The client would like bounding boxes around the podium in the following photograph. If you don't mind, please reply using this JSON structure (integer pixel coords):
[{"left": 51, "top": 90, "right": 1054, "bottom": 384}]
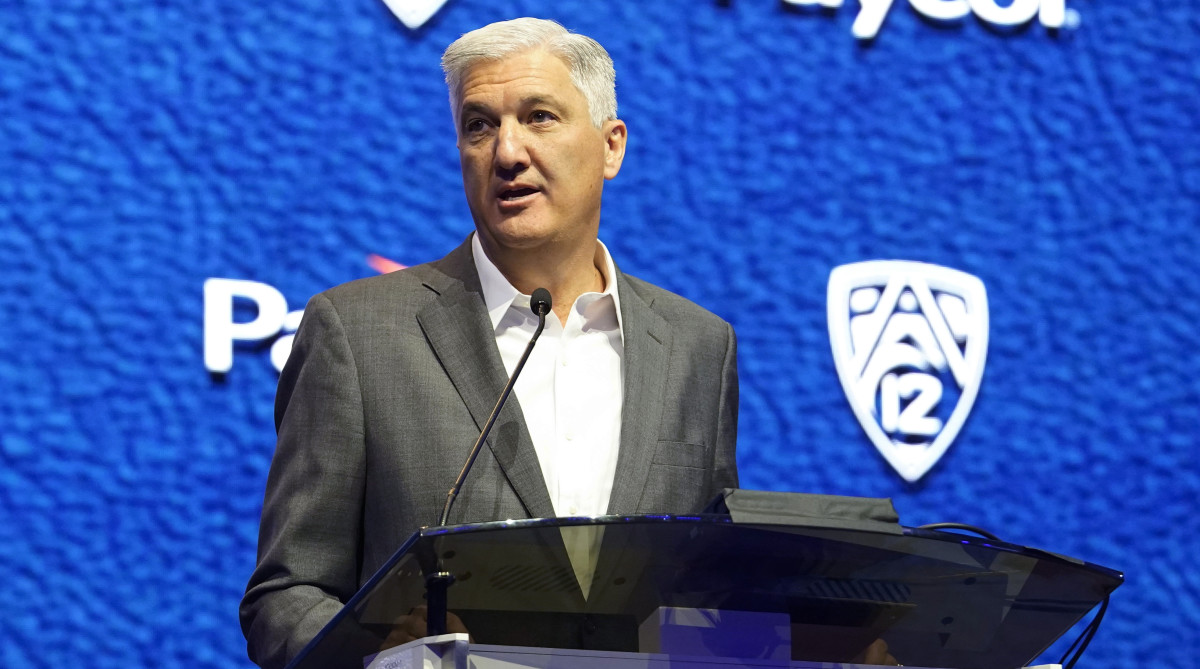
[{"left": 284, "top": 515, "right": 1122, "bottom": 669}]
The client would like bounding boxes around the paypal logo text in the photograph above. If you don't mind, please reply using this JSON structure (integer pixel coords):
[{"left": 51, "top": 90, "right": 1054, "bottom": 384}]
[
  {"left": 203, "top": 279, "right": 302, "bottom": 374},
  {"left": 784, "top": 0, "right": 1075, "bottom": 39}
]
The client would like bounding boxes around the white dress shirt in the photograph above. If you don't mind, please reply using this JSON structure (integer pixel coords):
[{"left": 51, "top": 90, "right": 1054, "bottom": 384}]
[{"left": 471, "top": 233, "right": 625, "bottom": 519}]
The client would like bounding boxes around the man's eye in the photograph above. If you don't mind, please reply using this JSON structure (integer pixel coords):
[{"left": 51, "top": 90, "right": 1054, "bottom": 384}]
[
  {"left": 464, "top": 118, "right": 489, "bottom": 134},
  {"left": 530, "top": 111, "right": 556, "bottom": 124}
]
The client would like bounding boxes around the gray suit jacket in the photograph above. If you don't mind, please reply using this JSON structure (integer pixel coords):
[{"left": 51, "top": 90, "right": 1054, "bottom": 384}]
[{"left": 240, "top": 239, "right": 738, "bottom": 668}]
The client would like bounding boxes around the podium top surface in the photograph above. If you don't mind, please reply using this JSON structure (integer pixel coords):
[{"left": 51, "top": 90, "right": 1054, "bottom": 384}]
[{"left": 289, "top": 515, "right": 1122, "bottom": 669}]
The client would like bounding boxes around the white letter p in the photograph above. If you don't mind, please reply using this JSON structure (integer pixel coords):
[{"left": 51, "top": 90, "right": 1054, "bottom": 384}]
[{"left": 203, "top": 278, "right": 288, "bottom": 373}]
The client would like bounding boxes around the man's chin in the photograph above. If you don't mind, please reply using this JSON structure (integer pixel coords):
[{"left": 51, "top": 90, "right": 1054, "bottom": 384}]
[{"left": 476, "top": 225, "right": 555, "bottom": 254}]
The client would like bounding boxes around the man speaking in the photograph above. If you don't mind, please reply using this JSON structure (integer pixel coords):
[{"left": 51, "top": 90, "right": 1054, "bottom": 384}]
[{"left": 240, "top": 17, "right": 739, "bottom": 668}]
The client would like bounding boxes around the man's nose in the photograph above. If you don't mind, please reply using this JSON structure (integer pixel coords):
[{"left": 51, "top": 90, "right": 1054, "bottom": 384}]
[{"left": 494, "top": 121, "right": 530, "bottom": 173}]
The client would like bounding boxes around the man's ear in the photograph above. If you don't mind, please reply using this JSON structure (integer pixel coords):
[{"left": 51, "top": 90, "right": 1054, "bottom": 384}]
[{"left": 602, "top": 119, "right": 627, "bottom": 180}]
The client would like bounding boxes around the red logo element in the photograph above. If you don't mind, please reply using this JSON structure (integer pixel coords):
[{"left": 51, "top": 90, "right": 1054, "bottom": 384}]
[{"left": 367, "top": 254, "right": 407, "bottom": 274}]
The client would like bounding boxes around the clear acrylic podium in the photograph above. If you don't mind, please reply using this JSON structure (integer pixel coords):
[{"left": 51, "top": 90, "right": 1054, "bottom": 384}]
[{"left": 284, "top": 515, "right": 1122, "bottom": 669}]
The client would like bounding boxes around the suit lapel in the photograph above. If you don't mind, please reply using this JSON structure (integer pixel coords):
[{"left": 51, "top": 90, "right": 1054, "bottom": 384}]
[
  {"left": 415, "top": 241, "right": 555, "bottom": 520},
  {"left": 607, "top": 273, "right": 671, "bottom": 514}
]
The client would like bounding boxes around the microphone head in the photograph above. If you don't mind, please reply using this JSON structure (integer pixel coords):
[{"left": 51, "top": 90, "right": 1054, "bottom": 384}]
[{"left": 530, "top": 288, "right": 552, "bottom": 317}]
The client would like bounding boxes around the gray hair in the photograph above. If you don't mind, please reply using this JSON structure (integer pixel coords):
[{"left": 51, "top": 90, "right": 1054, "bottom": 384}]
[{"left": 441, "top": 18, "right": 617, "bottom": 128}]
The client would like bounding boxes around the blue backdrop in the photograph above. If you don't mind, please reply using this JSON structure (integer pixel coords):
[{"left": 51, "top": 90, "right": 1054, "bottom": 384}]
[{"left": 2, "top": 1, "right": 1197, "bottom": 667}]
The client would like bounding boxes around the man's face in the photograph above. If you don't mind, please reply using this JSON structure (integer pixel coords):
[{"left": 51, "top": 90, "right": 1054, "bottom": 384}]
[{"left": 455, "top": 48, "right": 626, "bottom": 257}]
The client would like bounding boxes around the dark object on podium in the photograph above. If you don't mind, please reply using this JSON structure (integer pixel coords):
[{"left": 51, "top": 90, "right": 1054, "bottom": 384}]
[
  {"left": 285, "top": 514, "right": 1122, "bottom": 669},
  {"left": 703, "top": 488, "right": 904, "bottom": 533}
]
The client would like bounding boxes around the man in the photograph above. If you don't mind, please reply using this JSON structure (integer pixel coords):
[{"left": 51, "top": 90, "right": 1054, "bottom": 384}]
[{"left": 240, "top": 18, "right": 738, "bottom": 669}]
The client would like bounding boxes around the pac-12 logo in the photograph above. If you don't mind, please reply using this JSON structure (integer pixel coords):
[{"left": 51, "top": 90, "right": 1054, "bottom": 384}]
[
  {"left": 379, "top": 0, "right": 450, "bottom": 29},
  {"left": 827, "top": 261, "right": 988, "bottom": 482}
]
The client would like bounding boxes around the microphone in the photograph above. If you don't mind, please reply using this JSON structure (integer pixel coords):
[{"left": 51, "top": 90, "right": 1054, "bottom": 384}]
[
  {"left": 438, "top": 287, "right": 553, "bottom": 527},
  {"left": 529, "top": 287, "right": 552, "bottom": 321}
]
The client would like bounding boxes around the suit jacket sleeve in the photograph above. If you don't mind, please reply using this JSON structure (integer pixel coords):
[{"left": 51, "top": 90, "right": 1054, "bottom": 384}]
[
  {"left": 240, "top": 292, "right": 366, "bottom": 669},
  {"left": 712, "top": 320, "right": 739, "bottom": 494}
]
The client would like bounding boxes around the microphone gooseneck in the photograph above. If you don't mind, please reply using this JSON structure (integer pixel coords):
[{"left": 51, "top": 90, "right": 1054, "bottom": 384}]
[{"left": 438, "top": 288, "right": 553, "bottom": 527}]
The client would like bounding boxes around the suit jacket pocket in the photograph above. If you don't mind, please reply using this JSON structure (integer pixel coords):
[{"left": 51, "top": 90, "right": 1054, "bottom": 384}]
[
  {"left": 650, "top": 440, "right": 707, "bottom": 468},
  {"left": 638, "top": 441, "right": 712, "bottom": 513}
]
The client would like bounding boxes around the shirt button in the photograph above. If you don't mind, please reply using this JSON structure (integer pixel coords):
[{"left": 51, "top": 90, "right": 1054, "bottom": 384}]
[{"left": 569, "top": 506, "right": 578, "bottom": 515}]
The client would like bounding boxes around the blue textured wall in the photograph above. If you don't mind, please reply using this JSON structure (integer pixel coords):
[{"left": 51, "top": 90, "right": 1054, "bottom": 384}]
[{"left": 2, "top": 1, "right": 1197, "bottom": 667}]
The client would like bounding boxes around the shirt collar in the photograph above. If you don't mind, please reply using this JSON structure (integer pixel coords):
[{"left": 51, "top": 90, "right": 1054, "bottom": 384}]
[{"left": 471, "top": 233, "right": 623, "bottom": 335}]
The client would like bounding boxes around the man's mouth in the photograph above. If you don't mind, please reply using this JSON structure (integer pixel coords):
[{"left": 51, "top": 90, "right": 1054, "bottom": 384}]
[{"left": 497, "top": 187, "right": 539, "bottom": 202}]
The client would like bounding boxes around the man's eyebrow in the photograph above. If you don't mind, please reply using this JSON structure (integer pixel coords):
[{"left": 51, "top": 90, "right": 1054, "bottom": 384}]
[
  {"left": 458, "top": 95, "right": 568, "bottom": 123},
  {"left": 459, "top": 101, "right": 493, "bottom": 119},
  {"left": 521, "top": 95, "right": 564, "bottom": 110}
]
